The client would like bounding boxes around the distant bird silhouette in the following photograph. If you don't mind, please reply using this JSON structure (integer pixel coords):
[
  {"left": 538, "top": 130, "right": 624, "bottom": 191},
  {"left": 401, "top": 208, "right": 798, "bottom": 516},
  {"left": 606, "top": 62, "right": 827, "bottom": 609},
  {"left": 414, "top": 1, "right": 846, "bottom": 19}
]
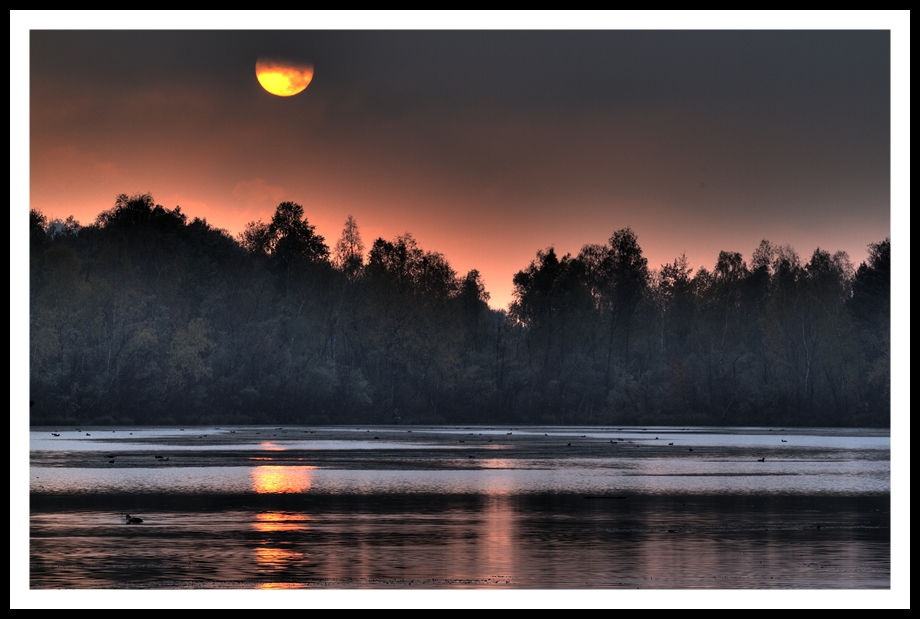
[
  {"left": 125, "top": 514, "right": 143, "bottom": 524},
  {"left": 51, "top": 433, "right": 60, "bottom": 437},
  {"left": 758, "top": 457, "right": 765, "bottom": 462},
  {"left": 781, "top": 439, "right": 787, "bottom": 443},
  {"left": 669, "top": 443, "right": 674, "bottom": 446},
  {"left": 688, "top": 447, "right": 693, "bottom": 452}
]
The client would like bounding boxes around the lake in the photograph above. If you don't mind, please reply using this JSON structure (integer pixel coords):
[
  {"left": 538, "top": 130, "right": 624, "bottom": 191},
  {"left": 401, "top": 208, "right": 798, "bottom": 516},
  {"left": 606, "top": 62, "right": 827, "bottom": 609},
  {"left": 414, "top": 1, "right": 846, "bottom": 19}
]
[{"left": 29, "top": 425, "right": 889, "bottom": 590}]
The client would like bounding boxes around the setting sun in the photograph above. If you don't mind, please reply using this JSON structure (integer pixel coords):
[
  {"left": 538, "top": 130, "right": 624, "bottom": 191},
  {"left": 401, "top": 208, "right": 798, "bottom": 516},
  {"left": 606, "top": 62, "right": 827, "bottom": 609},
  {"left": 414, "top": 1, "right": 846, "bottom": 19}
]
[{"left": 255, "top": 58, "right": 313, "bottom": 96}]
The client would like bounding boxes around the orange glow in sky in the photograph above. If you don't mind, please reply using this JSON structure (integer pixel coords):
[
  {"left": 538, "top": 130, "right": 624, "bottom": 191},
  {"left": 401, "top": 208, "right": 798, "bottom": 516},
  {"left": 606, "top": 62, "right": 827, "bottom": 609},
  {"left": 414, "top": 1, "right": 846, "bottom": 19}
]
[{"left": 24, "top": 29, "right": 896, "bottom": 311}]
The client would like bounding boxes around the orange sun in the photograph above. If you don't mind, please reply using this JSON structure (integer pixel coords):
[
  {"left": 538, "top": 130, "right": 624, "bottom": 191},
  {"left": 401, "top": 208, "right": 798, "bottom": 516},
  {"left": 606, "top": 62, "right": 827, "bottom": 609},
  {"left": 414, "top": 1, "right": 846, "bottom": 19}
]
[{"left": 256, "top": 57, "right": 314, "bottom": 97}]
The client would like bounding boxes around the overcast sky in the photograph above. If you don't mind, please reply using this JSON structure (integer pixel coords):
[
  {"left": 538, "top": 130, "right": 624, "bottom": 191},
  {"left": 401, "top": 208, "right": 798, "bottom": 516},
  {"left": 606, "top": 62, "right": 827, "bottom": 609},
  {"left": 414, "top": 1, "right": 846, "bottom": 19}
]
[{"left": 23, "top": 20, "right": 897, "bottom": 310}]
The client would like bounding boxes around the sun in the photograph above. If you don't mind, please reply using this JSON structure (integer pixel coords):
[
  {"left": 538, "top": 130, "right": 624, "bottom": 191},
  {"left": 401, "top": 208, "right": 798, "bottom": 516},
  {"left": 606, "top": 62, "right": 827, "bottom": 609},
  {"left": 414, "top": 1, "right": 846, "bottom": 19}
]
[{"left": 256, "top": 58, "right": 314, "bottom": 97}]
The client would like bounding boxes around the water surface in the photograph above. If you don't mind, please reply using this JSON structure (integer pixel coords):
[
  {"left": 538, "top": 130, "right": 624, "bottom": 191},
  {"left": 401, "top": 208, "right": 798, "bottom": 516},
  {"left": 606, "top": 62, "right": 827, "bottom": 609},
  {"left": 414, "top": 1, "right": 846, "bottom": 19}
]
[{"left": 30, "top": 425, "right": 890, "bottom": 589}]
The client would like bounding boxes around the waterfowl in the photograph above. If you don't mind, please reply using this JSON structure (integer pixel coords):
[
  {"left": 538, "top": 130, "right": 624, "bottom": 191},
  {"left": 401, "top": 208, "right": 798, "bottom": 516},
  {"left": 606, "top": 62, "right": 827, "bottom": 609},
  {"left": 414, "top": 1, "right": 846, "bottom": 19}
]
[
  {"left": 125, "top": 514, "right": 144, "bottom": 524},
  {"left": 758, "top": 457, "right": 765, "bottom": 462}
]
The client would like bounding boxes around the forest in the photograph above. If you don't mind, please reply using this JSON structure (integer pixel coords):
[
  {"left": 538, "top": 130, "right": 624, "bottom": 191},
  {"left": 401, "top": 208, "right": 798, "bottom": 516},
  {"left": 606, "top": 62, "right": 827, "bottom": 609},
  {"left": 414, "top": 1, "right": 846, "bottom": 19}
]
[{"left": 29, "top": 194, "right": 890, "bottom": 427}]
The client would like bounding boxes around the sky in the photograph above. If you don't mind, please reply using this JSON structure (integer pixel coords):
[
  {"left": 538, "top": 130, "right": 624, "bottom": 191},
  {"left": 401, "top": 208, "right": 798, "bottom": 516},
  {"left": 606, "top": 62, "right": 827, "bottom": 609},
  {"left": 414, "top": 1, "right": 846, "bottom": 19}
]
[
  {"left": 12, "top": 12, "right": 910, "bottom": 608},
  {"left": 23, "top": 16, "right": 897, "bottom": 311}
]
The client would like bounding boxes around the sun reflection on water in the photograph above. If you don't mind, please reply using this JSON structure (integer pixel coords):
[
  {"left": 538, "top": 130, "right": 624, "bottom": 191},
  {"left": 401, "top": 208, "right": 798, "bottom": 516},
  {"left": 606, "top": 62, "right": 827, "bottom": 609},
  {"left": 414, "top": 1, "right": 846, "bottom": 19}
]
[
  {"left": 251, "top": 511, "right": 312, "bottom": 532},
  {"left": 250, "top": 465, "right": 315, "bottom": 494},
  {"left": 255, "top": 546, "right": 303, "bottom": 567}
]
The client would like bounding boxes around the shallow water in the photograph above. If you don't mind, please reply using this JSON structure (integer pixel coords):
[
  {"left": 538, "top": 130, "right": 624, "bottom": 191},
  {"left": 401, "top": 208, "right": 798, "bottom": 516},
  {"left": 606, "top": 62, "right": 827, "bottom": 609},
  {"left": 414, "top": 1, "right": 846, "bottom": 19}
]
[{"left": 29, "top": 425, "right": 890, "bottom": 589}]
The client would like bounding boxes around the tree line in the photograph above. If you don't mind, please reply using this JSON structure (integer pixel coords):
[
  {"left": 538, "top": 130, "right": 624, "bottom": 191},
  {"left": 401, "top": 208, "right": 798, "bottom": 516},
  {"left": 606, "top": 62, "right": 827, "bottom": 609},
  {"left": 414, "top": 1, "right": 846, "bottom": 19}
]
[{"left": 29, "top": 193, "right": 890, "bottom": 427}]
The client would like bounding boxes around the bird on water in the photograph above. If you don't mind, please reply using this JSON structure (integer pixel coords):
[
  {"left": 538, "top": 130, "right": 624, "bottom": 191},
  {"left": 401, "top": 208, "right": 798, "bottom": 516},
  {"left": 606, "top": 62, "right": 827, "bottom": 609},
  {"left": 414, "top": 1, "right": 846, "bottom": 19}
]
[{"left": 125, "top": 514, "right": 144, "bottom": 524}]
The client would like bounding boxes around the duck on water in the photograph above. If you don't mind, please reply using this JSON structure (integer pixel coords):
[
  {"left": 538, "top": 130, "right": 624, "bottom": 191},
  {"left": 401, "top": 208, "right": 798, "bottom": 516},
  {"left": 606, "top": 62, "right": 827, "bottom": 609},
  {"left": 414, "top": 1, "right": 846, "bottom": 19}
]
[{"left": 124, "top": 514, "right": 144, "bottom": 524}]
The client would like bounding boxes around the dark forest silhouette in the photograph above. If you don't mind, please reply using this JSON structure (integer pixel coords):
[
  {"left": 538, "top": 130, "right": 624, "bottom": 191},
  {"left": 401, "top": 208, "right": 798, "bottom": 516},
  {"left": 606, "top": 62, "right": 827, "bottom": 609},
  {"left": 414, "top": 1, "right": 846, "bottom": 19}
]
[{"left": 29, "top": 194, "right": 890, "bottom": 427}]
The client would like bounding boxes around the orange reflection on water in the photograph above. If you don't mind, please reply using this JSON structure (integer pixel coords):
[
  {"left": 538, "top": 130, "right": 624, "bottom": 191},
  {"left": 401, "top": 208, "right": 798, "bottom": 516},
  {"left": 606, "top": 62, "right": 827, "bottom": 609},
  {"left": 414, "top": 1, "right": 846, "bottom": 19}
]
[
  {"left": 479, "top": 458, "right": 516, "bottom": 469},
  {"left": 445, "top": 495, "right": 518, "bottom": 586},
  {"left": 251, "top": 511, "right": 312, "bottom": 533},
  {"left": 251, "top": 465, "right": 315, "bottom": 494},
  {"left": 254, "top": 546, "right": 303, "bottom": 569},
  {"left": 256, "top": 582, "right": 307, "bottom": 589},
  {"left": 260, "top": 441, "right": 286, "bottom": 451}
]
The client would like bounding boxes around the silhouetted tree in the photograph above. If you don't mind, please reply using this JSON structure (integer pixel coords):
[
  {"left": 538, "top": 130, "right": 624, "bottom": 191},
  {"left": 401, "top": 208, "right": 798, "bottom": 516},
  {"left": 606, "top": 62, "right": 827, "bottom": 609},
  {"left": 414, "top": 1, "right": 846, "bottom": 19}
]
[
  {"left": 850, "top": 238, "right": 890, "bottom": 418},
  {"left": 601, "top": 228, "right": 649, "bottom": 385},
  {"left": 30, "top": 209, "right": 48, "bottom": 249},
  {"left": 334, "top": 214, "right": 365, "bottom": 276}
]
